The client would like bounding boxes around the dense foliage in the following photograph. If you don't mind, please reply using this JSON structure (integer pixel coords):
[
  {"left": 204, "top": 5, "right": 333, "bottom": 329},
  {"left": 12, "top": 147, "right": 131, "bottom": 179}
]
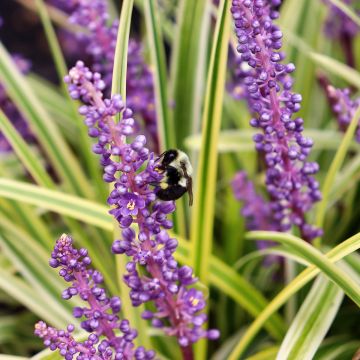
[{"left": 0, "top": 0, "right": 359, "bottom": 359}]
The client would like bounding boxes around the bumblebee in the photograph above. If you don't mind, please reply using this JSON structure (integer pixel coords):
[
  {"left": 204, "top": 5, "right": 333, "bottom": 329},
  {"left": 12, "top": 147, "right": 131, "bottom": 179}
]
[{"left": 153, "top": 149, "right": 193, "bottom": 206}]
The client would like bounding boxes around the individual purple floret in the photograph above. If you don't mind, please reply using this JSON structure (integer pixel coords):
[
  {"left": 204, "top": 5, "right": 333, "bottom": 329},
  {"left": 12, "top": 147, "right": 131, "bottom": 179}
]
[
  {"left": 65, "top": 62, "right": 219, "bottom": 356},
  {"left": 35, "top": 234, "right": 155, "bottom": 360},
  {"left": 52, "top": 0, "right": 158, "bottom": 150},
  {"left": 230, "top": 0, "right": 322, "bottom": 241},
  {"left": 322, "top": 0, "right": 359, "bottom": 67},
  {"left": 0, "top": 54, "right": 33, "bottom": 152},
  {"left": 325, "top": 85, "right": 360, "bottom": 142}
]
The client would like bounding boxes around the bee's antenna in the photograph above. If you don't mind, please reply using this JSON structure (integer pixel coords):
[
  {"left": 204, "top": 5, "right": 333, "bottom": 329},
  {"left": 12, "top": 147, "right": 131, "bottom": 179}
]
[{"left": 155, "top": 150, "right": 166, "bottom": 163}]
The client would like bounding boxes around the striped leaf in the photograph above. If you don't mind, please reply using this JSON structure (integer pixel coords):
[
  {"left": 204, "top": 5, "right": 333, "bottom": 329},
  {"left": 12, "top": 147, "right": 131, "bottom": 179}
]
[
  {"left": 247, "top": 232, "right": 360, "bottom": 307},
  {"left": 170, "top": 0, "right": 210, "bottom": 147},
  {"left": 144, "top": 0, "right": 175, "bottom": 150},
  {"left": 0, "top": 43, "right": 93, "bottom": 198},
  {"left": 227, "top": 231, "right": 360, "bottom": 359},
  {"left": 190, "top": 0, "right": 231, "bottom": 284},
  {"left": 277, "top": 276, "right": 344, "bottom": 360},
  {"left": 0, "top": 110, "right": 54, "bottom": 188}
]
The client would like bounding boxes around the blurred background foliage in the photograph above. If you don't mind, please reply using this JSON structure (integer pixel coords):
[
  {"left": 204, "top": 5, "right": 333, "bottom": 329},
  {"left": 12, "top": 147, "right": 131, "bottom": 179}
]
[{"left": 0, "top": 0, "right": 359, "bottom": 359}]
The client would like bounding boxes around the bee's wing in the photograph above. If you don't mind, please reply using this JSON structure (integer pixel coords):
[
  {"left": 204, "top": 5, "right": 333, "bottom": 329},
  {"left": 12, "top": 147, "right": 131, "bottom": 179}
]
[
  {"left": 187, "top": 175, "right": 193, "bottom": 206},
  {"left": 180, "top": 162, "right": 193, "bottom": 206}
]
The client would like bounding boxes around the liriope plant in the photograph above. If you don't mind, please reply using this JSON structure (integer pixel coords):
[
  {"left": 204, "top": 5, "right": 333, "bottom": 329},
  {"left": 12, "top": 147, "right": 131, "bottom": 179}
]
[{"left": 0, "top": 0, "right": 359, "bottom": 359}]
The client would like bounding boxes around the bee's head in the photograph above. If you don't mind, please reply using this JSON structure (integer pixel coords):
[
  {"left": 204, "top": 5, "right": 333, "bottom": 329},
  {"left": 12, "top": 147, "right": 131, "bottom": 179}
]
[{"left": 161, "top": 149, "right": 178, "bottom": 166}]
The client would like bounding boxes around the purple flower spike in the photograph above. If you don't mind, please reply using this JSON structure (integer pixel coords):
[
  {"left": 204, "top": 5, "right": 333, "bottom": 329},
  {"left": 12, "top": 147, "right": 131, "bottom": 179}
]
[
  {"left": 232, "top": 171, "right": 279, "bottom": 233},
  {"left": 325, "top": 85, "right": 360, "bottom": 142},
  {"left": 322, "top": 0, "right": 359, "bottom": 67},
  {"left": 36, "top": 234, "right": 155, "bottom": 359},
  {"left": 65, "top": 63, "right": 219, "bottom": 353},
  {"left": 323, "top": 0, "right": 359, "bottom": 40},
  {"left": 232, "top": 171, "right": 282, "bottom": 263},
  {"left": 230, "top": 0, "right": 322, "bottom": 241},
  {"left": 52, "top": 0, "right": 158, "bottom": 150}
]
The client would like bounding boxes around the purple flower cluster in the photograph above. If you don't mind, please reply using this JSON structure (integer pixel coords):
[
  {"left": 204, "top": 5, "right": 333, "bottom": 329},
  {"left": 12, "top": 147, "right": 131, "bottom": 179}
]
[
  {"left": 325, "top": 85, "right": 360, "bottom": 142},
  {"left": 230, "top": 0, "right": 322, "bottom": 241},
  {"left": 65, "top": 62, "right": 219, "bottom": 352},
  {"left": 323, "top": 0, "right": 359, "bottom": 40},
  {"left": 0, "top": 54, "right": 33, "bottom": 152},
  {"left": 322, "top": 0, "right": 359, "bottom": 68},
  {"left": 232, "top": 171, "right": 281, "bottom": 261},
  {"left": 52, "top": 0, "right": 158, "bottom": 150},
  {"left": 35, "top": 234, "right": 155, "bottom": 359},
  {"left": 232, "top": 171, "right": 279, "bottom": 233}
]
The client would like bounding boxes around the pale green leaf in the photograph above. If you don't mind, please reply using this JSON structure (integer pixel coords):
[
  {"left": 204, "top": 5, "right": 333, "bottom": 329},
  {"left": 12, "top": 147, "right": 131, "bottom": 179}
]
[
  {"left": 0, "top": 43, "right": 93, "bottom": 198},
  {"left": 277, "top": 276, "right": 344, "bottom": 360},
  {"left": 190, "top": 0, "right": 231, "bottom": 284},
  {"left": 228, "top": 231, "right": 360, "bottom": 359}
]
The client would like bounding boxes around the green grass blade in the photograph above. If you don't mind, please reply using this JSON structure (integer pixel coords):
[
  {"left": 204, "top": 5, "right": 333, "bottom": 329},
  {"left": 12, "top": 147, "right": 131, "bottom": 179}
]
[
  {"left": 309, "top": 52, "right": 360, "bottom": 89},
  {"left": 111, "top": 0, "right": 134, "bottom": 98},
  {"left": 143, "top": 0, "right": 187, "bottom": 236},
  {"left": 0, "top": 43, "right": 93, "bottom": 198},
  {"left": 0, "top": 110, "right": 54, "bottom": 188},
  {"left": 246, "top": 347, "right": 280, "bottom": 360},
  {"left": 0, "top": 234, "right": 74, "bottom": 326},
  {"left": 144, "top": 0, "right": 175, "bottom": 150},
  {"left": 34, "top": 0, "right": 68, "bottom": 90},
  {"left": 190, "top": 0, "right": 231, "bottom": 284},
  {"left": 0, "top": 179, "right": 111, "bottom": 230},
  {"left": 135, "top": 2, "right": 174, "bottom": 43},
  {"left": 170, "top": 0, "right": 210, "bottom": 146},
  {"left": 329, "top": 153, "right": 360, "bottom": 206},
  {"left": 3, "top": 201, "right": 53, "bottom": 250},
  {"left": 190, "top": 1, "right": 231, "bottom": 353},
  {"left": 0, "top": 268, "right": 66, "bottom": 329},
  {"left": 278, "top": 0, "right": 308, "bottom": 58},
  {"left": 0, "top": 179, "right": 114, "bottom": 289},
  {"left": 0, "top": 215, "right": 78, "bottom": 297},
  {"left": 282, "top": 29, "right": 360, "bottom": 89},
  {"left": 315, "top": 340, "right": 360, "bottom": 360},
  {"left": 27, "top": 75, "right": 77, "bottom": 138},
  {"left": 34, "top": 0, "right": 106, "bottom": 199},
  {"left": 227, "top": 231, "right": 360, "bottom": 359},
  {"left": 247, "top": 231, "right": 360, "bottom": 307},
  {"left": 0, "top": 108, "right": 113, "bottom": 288},
  {"left": 27, "top": 75, "right": 72, "bottom": 116},
  {"left": 277, "top": 276, "right": 344, "bottom": 360},
  {"left": 315, "top": 105, "right": 360, "bottom": 247}
]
